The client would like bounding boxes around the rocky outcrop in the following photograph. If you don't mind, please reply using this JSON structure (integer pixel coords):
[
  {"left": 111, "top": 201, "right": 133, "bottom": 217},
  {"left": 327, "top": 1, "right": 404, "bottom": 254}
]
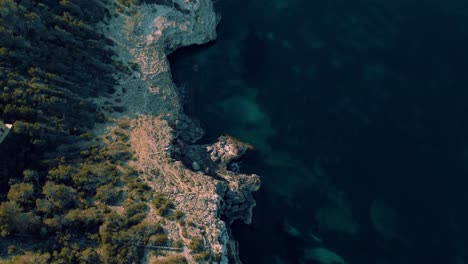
[
  {"left": 99, "top": 0, "right": 260, "bottom": 263},
  {"left": 173, "top": 135, "right": 261, "bottom": 225},
  {"left": 128, "top": 116, "right": 260, "bottom": 264},
  {"left": 98, "top": 0, "right": 219, "bottom": 118}
]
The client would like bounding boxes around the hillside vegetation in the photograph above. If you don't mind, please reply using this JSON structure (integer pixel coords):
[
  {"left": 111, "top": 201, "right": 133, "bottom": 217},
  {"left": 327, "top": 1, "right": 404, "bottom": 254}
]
[{"left": 0, "top": 1, "right": 181, "bottom": 263}]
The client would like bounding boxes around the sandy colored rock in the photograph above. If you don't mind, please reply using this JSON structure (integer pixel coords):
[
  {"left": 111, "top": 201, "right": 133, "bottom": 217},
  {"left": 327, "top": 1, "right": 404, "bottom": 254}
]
[{"left": 93, "top": 1, "right": 260, "bottom": 263}]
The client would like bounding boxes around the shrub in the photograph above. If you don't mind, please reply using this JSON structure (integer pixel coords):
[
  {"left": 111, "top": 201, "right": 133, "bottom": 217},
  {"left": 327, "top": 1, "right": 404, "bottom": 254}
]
[
  {"left": 3, "top": 252, "right": 50, "bottom": 264},
  {"left": 124, "top": 201, "right": 148, "bottom": 218},
  {"left": 173, "top": 210, "right": 184, "bottom": 220},
  {"left": 149, "top": 233, "right": 168, "bottom": 246},
  {"left": 193, "top": 251, "right": 210, "bottom": 261},
  {"left": 152, "top": 194, "right": 174, "bottom": 217},
  {"left": 95, "top": 184, "right": 121, "bottom": 205},
  {"left": 172, "top": 240, "right": 184, "bottom": 248},
  {"left": 7, "top": 183, "right": 34, "bottom": 206},
  {"left": 151, "top": 255, "right": 187, "bottom": 264},
  {"left": 127, "top": 212, "right": 147, "bottom": 227},
  {"left": 188, "top": 237, "right": 204, "bottom": 253}
]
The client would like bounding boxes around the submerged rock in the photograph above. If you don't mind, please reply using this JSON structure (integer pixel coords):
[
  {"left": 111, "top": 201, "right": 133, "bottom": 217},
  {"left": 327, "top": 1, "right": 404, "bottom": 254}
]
[
  {"left": 314, "top": 202, "right": 359, "bottom": 236},
  {"left": 305, "top": 247, "right": 347, "bottom": 264},
  {"left": 370, "top": 198, "right": 407, "bottom": 245},
  {"left": 192, "top": 161, "right": 201, "bottom": 171}
]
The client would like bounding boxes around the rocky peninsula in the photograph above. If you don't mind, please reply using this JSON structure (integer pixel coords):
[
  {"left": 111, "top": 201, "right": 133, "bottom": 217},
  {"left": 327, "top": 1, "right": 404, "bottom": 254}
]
[{"left": 97, "top": 0, "right": 261, "bottom": 263}]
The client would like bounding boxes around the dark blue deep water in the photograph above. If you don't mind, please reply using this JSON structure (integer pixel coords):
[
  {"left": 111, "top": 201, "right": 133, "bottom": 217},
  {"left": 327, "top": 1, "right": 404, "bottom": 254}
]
[{"left": 169, "top": 0, "right": 468, "bottom": 263}]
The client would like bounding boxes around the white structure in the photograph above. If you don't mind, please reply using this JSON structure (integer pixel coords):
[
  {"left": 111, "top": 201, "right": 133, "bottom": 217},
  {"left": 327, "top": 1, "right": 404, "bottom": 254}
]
[{"left": 0, "top": 121, "right": 12, "bottom": 144}]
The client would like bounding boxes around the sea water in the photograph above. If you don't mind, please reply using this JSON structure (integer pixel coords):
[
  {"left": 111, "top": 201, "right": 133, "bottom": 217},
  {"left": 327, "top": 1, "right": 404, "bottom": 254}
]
[{"left": 169, "top": 0, "right": 468, "bottom": 263}]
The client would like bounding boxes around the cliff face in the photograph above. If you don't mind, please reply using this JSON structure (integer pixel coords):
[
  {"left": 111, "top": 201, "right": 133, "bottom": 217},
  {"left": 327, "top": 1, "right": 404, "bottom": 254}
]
[
  {"left": 99, "top": 0, "right": 217, "bottom": 119},
  {"left": 98, "top": 1, "right": 260, "bottom": 263}
]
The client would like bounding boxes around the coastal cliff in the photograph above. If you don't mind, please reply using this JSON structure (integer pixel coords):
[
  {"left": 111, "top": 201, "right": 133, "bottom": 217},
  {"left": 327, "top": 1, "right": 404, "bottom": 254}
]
[{"left": 98, "top": 0, "right": 260, "bottom": 263}]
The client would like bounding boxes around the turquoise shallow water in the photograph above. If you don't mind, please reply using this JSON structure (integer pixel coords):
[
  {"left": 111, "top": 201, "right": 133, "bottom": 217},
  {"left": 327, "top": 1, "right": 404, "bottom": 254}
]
[{"left": 170, "top": 0, "right": 468, "bottom": 263}]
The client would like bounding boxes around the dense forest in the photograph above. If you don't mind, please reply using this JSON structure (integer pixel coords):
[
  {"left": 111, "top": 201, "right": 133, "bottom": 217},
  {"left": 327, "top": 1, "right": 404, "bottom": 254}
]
[
  {"left": 0, "top": 0, "right": 187, "bottom": 263},
  {"left": 0, "top": 0, "right": 117, "bottom": 182}
]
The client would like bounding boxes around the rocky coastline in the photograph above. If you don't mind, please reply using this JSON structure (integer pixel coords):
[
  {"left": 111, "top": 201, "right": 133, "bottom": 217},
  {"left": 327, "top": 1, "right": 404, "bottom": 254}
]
[{"left": 97, "top": 0, "right": 260, "bottom": 263}]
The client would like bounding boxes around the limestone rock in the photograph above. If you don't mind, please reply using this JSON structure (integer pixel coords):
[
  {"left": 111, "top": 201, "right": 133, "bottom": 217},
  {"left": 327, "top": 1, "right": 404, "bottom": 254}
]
[{"left": 99, "top": 1, "right": 261, "bottom": 263}]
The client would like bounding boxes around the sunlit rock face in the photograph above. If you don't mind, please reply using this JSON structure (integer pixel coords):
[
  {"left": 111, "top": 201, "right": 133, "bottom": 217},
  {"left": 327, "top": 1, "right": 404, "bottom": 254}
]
[{"left": 101, "top": 1, "right": 260, "bottom": 263}]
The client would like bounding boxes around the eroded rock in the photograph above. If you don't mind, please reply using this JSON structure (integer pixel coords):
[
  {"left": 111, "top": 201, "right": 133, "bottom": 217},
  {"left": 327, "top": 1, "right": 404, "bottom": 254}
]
[
  {"left": 99, "top": 1, "right": 260, "bottom": 262},
  {"left": 174, "top": 135, "right": 261, "bottom": 225}
]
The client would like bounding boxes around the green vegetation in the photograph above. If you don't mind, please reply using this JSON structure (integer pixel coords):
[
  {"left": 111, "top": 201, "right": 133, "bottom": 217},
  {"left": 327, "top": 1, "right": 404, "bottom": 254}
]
[
  {"left": 193, "top": 251, "right": 210, "bottom": 261},
  {"left": 173, "top": 210, "right": 184, "bottom": 220},
  {"left": 188, "top": 237, "right": 204, "bottom": 253},
  {"left": 0, "top": 122, "right": 161, "bottom": 262},
  {"left": 172, "top": 239, "right": 184, "bottom": 248},
  {"left": 0, "top": 0, "right": 192, "bottom": 262},
  {"left": 148, "top": 233, "right": 168, "bottom": 246},
  {"left": 152, "top": 254, "right": 188, "bottom": 264},
  {"left": 0, "top": 0, "right": 117, "bottom": 188},
  {"left": 152, "top": 194, "right": 175, "bottom": 217},
  {"left": 0, "top": 1, "right": 151, "bottom": 261},
  {"left": 117, "top": 0, "right": 174, "bottom": 8}
]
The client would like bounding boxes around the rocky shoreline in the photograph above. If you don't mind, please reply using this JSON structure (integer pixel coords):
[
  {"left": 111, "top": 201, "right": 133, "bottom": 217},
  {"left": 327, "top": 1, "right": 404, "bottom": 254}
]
[{"left": 97, "top": 0, "right": 260, "bottom": 263}]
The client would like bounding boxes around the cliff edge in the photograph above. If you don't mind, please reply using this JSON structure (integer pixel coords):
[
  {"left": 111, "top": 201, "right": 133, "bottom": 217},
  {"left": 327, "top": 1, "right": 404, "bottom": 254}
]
[{"left": 96, "top": 1, "right": 260, "bottom": 263}]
